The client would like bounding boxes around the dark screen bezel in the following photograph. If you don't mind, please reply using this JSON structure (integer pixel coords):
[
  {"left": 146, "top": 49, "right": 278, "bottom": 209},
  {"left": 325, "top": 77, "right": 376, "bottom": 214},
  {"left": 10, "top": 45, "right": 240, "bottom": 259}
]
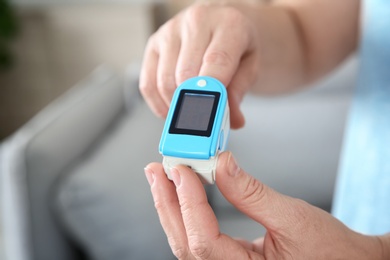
[{"left": 169, "top": 90, "right": 220, "bottom": 137}]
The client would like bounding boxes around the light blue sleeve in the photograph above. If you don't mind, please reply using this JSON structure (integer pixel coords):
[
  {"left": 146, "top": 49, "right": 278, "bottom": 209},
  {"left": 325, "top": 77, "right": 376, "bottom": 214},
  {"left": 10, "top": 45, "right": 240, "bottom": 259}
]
[{"left": 332, "top": 0, "right": 390, "bottom": 235}]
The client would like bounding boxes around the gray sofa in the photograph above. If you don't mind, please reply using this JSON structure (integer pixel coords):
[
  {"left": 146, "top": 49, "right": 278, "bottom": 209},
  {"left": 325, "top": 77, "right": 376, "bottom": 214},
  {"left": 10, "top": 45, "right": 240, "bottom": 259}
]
[{"left": 1, "top": 58, "right": 357, "bottom": 260}]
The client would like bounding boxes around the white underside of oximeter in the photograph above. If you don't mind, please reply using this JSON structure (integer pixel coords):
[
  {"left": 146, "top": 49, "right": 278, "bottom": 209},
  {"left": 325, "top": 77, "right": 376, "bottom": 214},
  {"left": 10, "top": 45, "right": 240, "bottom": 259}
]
[{"left": 162, "top": 155, "right": 219, "bottom": 184}]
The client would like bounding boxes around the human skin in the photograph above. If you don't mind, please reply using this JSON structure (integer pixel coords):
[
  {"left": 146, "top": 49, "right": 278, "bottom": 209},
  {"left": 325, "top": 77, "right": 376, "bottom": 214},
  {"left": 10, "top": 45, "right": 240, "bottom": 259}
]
[
  {"left": 139, "top": 0, "right": 359, "bottom": 128},
  {"left": 144, "top": 152, "right": 390, "bottom": 259},
  {"left": 140, "top": 0, "right": 390, "bottom": 258}
]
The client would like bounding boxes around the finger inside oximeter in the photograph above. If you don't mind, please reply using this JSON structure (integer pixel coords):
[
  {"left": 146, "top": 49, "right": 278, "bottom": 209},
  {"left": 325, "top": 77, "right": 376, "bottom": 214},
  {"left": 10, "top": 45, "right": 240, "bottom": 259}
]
[{"left": 159, "top": 76, "right": 230, "bottom": 184}]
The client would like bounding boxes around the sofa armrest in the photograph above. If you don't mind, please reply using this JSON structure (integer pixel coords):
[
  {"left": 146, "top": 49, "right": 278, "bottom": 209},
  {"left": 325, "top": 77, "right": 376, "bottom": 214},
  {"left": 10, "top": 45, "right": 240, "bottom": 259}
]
[{"left": 1, "top": 66, "right": 130, "bottom": 260}]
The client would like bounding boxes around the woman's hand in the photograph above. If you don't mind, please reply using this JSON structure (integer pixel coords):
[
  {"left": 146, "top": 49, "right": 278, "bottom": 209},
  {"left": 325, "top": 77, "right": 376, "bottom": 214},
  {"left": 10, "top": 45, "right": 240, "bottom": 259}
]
[
  {"left": 144, "top": 152, "right": 387, "bottom": 259},
  {"left": 139, "top": 3, "right": 261, "bottom": 129},
  {"left": 139, "top": 0, "right": 359, "bottom": 129}
]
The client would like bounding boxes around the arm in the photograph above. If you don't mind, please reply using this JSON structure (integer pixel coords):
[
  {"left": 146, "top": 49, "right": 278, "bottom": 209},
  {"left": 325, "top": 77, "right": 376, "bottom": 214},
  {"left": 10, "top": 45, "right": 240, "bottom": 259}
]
[{"left": 250, "top": 0, "right": 359, "bottom": 93}]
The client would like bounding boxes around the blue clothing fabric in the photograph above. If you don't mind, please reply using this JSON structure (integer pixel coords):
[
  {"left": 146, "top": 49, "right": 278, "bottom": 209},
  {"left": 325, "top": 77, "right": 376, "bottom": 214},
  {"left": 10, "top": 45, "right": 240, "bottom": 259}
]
[{"left": 332, "top": 0, "right": 390, "bottom": 235}]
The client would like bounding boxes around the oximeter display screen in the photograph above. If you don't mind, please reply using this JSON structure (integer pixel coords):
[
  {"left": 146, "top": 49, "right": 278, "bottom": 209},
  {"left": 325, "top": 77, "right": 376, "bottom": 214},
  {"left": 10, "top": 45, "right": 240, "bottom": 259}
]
[
  {"left": 176, "top": 94, "right": 214, "bottom": 131},
  {"left": 169, "top": 90, "right": 220, "bottom": 137}
]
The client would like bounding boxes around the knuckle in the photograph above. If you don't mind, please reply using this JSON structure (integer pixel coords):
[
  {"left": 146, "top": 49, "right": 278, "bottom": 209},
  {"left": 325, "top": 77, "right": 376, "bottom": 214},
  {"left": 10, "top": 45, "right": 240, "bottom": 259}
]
[
  {"left": 144, "top": 33, "right": 160, "bottom": 55},
  {"left": 221, "top": 7, "right": 251, "bottom": 44},
  {"left": 159, "top": 18, "right": 177, "bottom": 34},
  {"left": 181, "top": 5, "right": 210, "bottom": 38},
  {"left": 153, "top": 199, "right": 165, "bottom": 212},
  {"left": 203, "top": 49, "right": 233, "bottom": 68},
  {"left": 179, "top": 197, "right": 209, "bottom": 217},
  {"left": 184, "top": 4, "right": 208, "bottom": 24},
  {"left": 139, "top": 80, "right": 154, "bottom": 98},
  {"left": 156, "top": 20, "right": 178, "bottom": 48},
  {"left": 153, "top": 197, "right": 174, "bottom": 213},
  {"left": 172, "top": 247, "right": 190, "bottom": 260},
  {"left": 179, "top": 198, "right": 199, "bottom": 216},
  {"left": 157, "top": 73, "right": 176, "bottom": 95},
  {"left": 158, "top": 34, "right": 171, "bottom": 50},
  {"left": 241, "top": 176, "right": 267, "bottom": 205},
  {"left": 146, "top": 33, "right": 157, "bottom": 48},
  {"left": 168, "top": 238, "right": 190, "bottom": 260},
  {"left": 188, "top": 238, "right": 212, "bottom": 259},
  {"left": 222, "top": 6, "right": 245, "bottom": 25},
  {"left": 290, "top": 199, "right": 312, "bottom": 227},
  {"left": 175, "top": 68, "right": 195, "bottom": 84}
]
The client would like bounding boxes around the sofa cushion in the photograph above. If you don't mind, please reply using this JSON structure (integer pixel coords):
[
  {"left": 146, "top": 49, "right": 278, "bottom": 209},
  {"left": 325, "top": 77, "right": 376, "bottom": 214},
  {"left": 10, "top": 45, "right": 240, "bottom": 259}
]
[
  {"left": 1, "top": 66, "right": 126, "bottom": 260},
  {"left": 55, "top": 102, "right": 174, "bottom": 260}
]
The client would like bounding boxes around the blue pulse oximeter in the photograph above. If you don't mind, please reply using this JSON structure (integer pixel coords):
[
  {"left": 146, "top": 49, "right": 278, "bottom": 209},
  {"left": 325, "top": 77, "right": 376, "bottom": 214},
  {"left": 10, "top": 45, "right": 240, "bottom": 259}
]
[{"left": 159, "top": 76, "right": 230, "bottom": 184}]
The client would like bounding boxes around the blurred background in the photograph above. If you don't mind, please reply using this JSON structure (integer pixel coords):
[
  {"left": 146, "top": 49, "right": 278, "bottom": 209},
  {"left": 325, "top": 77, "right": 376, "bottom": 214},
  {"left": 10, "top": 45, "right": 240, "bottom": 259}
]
[
  {"left": 0, "top": 0, "right": 357, "bottom": 259},
  {"left": 0, "top": 0, "right": 170, "bottom": 140}
]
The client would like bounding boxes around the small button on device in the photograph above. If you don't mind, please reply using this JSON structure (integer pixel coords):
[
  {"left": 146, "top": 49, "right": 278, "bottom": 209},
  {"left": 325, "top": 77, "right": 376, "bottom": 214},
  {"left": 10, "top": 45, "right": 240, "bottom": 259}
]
[{"left": 197, "top": 79, "right": 207, "bottom": 87}]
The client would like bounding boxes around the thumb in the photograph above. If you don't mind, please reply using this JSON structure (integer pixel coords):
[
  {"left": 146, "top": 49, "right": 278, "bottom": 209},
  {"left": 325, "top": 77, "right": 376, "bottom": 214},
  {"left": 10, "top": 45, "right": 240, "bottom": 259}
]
[{"left": 216, "top": 152, "right": 303, "bottom": 232}]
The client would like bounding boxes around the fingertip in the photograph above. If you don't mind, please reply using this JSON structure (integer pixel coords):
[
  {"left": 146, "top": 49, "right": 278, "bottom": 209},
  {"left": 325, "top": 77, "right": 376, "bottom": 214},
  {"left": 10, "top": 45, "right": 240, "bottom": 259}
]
[
  {"left": 216, "top": 151, "right": 238, "bottom": 179},
  {"left": 174, "top": 165, "right": 201, "bottom": 185},
  {"left": 230, "top": 109, "right": 245, "bottom": 129},
  {"left": 227, "top": 88, "right": 245, "bottom": 129},
  {"left": 217, "top": 151, "right": 231, "bottom": 167},
  {"left": 156, "top": 108, "right": 168, "bottom": 119},
  {"left": 144, "top": 167, "right": 155, "bottom": 186},
  {"left": 156, "top": 73, "right": 177, "bottom": 106},
  {"left": 139, "top": 74, "right": 170, "bottom": 119},
  {"left": 143, "top": 96, "right": 169, "bottom": 119},
  {"left": 170, "top": 167, "right": 181, "bottom": 187},
  {"left": 215, "top": 151, "right": 233, "bottom": 178},
  {"left": 173, "top": 165, "right": 206, "bottom": 196},
  {"left": 144, "top": 162, "right": 172, "bottom": 188},
  {"left": 144, "top": 162, "right": 164, "bottom": 173}
]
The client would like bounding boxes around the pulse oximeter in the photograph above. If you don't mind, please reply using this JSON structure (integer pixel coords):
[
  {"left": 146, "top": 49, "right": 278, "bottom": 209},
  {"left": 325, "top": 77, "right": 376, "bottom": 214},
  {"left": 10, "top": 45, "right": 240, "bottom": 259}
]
[{"left": 159, "top": 76, "right": 230, "bottom": 184}]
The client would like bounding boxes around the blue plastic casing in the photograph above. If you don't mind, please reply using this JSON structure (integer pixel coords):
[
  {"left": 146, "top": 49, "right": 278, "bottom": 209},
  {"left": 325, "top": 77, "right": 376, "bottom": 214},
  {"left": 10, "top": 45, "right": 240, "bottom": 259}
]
[{"left": 159, "top": 76, "right": 228, "bottom": 160}]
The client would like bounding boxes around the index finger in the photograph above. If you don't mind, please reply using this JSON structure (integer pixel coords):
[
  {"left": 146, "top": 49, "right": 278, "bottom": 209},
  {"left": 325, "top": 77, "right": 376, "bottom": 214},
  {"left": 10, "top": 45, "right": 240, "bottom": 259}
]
[
  {"left": 139, "top": 38, "right": 169, "bottom": 118},
  {"left": 198, "top": 9, "right": 252, "bottom": 87},
  {"left": 171, "top": 166, "right": 219, "bottom": 241},
  {"left": 145, "top": 163, "right": 193, "bottom": 259}
]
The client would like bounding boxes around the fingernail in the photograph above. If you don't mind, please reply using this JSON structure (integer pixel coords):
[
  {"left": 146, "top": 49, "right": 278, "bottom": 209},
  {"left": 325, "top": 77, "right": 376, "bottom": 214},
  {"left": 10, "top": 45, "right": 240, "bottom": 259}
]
[
  {"left": 144, "top": 167, "right": 155, "bottom": 186},
  {"left": 227, "top": 153, "right": 240, "bottom": 177},
  {"left": 170, "top": 168, "right": 181, "bottom": 187}
]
